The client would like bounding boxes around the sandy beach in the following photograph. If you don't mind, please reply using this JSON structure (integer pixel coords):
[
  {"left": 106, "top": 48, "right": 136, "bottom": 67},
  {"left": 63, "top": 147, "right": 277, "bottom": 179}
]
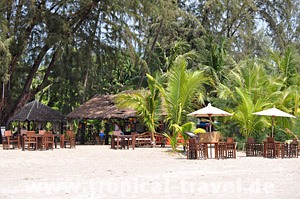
[{"left": 0, "top": 145, "right": 299, "bottom": 199}]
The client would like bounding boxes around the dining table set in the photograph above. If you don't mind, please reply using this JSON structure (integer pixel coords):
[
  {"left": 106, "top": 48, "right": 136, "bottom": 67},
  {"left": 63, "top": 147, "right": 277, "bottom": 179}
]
[
  {"left": 246, "top": 137, "right": 299, "bottom": 158},
  {"left": 186, "top": 137, "right": 237, "bottom": 160},
  {"left": 2, "top": 130, "right": 73, "bottom": 151},
  {"left": 110, "top": 130, "right": 136, "bottom": 150}
]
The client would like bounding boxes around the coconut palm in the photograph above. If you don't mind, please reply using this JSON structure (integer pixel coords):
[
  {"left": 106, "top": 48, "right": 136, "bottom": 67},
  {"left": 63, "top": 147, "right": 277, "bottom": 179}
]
[
  {"left": 270, "top": 47, "right": 300, "bottom": 87},
  {"left": 216, "top": 59, "right": 297, "bottom": 139},
  {"left": 115, "top": 72, "right": 163, "bottom": 145},
  {"left": 148, "top": 55, "right": 210, "bottom": 151}
]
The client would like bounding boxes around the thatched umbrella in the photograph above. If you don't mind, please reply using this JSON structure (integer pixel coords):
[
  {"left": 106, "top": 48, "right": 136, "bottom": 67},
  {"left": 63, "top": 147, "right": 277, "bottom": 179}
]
[
  {"left": 9, "top": 100, "right": 65, "bottom": 122},
  {"left": 8, "top": 100, "right": 65, "bottom": 132}
]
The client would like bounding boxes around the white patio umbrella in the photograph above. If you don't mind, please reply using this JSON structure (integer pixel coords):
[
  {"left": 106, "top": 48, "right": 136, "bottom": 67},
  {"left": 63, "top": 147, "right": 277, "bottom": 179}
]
[
  {"left": 252, "top": 106, "right": 296, "bottom": 137},
  {"left": 188, "top": 103, "right": 233, "bottom": 132}
]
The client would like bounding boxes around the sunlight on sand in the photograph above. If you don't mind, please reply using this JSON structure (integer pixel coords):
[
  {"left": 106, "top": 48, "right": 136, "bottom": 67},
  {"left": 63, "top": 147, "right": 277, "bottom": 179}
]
[{"left": 0, "top": 145, "right": 299, "bottom": 198}]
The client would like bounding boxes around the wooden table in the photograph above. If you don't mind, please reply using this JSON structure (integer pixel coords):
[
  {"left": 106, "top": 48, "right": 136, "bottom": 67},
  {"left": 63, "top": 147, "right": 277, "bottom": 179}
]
[
  {"left": 200, "top": 141, "right": 236, "bottom": 159},
  {"left": 111, "top": 134, "right": 136, "bottom": 150},
  {"left": 263, "top": 141, "right": 286, "bottom": 158},
  {"left": 200, "top": 142, "right": 219, "bottom": 159},
  {"left": 21, "top": 134, "right": 58, "bottom": 151}
]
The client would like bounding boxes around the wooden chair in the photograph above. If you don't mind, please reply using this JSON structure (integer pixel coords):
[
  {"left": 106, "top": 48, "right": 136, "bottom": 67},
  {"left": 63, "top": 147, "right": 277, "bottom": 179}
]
[
  {"left": 226, "top": 137, "right": 236, "bottom": 158},
  {"left": 155, "top": 133, "right": 166, "bottom": 147},
  {"left": 187, "top": 138, "right": 198, "bottom": 159},
  {"left": 198, "top": 142, "right": 207, "bottom": 160},
  {"left": 246, "top": 137, "right": 263, "bottom": 157},
  {"left": 289, "top": 139, "right": 298, "bottom": 158},
  {"left": 24, "top": 131, "right": 37, "bottom": 150},
  {"left": 126, "top": 132, "right": 136, "bottom": 149},
  {"left": 2, "top": 130, "right": 19, "bottom": 150},
  {"left": 218, "top": 142, "right": 227, "bottom": 159},
  {"left": 265, "top": 138, "right": 275, "bottom": 158},
  {"left": 274, "top": 142, "right": 285, "bottom": 158},
  {"left": 135, "top": 132, "right": 152, "bottom": 147},
  {"left": 43, "top": 132, "right": 54, "bottom": 150},
  {"left": 61, "top": 130, "right": 76, "bottom": 149},
  {"left": 111, "top": 130, "right": 127, "bottom": 149},
  {"left": 254, "top": 142, "right": 263, "bottom": 156},
  {"left": 246, "top": 137, "right": 255, "bottom": 156}
]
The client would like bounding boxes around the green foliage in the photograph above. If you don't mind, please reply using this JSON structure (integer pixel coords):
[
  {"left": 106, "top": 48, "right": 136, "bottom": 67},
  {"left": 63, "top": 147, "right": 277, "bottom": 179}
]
[
  {"left": 216, "top": 57, "right": 298, "bottom": 140},
  {"left": 0, "top": 37, "right": 11, "bottom": 83},
  {"left": 115, "top": 72, "right": 163, "bottom": 144},
  {"left": 149, "top": 54, "right": 209, "bottom": 151},
  {"left": 163, "top": 132, "right": 178, "bottom": 152},
  {"left": 173, "top": 122, "right": 196, "bottom": 150},
  {"left": 194, "top": 128, "right": 206, "bottom": 134}
]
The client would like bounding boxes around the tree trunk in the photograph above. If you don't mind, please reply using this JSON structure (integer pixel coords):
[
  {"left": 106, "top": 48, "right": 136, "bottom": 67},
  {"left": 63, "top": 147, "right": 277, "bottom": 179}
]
[{"left": 138, "top": 19, "right": 164, "bottom": 88}]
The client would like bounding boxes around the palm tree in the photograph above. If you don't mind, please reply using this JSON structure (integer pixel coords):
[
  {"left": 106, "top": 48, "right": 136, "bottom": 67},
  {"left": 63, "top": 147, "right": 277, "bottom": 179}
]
[
  {"left": 216, "top": 58, "right": 297, "bottom": 139},
  {"left": 234, "top": 87, "right": 269, "bottom": 138},
  {"left": 115, "top": 73, "right": 163, "bottom": 145},
  {"left": 149, "top": 55, "right": 209, "bottom": 151},
  {"left": 270, "top": 47, "right": 300, "bottom": 87}
]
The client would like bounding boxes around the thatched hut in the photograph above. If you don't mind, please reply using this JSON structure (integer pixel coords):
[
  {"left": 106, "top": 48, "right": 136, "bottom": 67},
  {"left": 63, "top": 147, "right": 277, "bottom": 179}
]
[
  {"left": 66, "top": 94, "right": 138, "bottom": 145},
  {"left": 66, "top": 94, "right": 136, "bottom": 120},
  {"left": 8, "top": 100, "right": 65, "bottom": 132}
]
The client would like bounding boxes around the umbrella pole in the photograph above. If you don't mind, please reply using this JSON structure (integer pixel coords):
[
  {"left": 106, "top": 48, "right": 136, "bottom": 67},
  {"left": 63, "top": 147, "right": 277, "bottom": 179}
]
[
  {"left": 209, "top": 115, "right": 212, "bottom": 132},
  {"left": 271, "top": 116, "right": 275, "bottom": 137}
]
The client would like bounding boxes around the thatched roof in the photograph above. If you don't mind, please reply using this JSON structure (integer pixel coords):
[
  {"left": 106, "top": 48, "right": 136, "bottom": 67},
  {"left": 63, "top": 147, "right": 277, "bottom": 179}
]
[
  {"left": 66, "top": 94, "right": 136, "bottom": 120},
  {"left": 9, "top": 100, "right": 65, "bottom": 122}
]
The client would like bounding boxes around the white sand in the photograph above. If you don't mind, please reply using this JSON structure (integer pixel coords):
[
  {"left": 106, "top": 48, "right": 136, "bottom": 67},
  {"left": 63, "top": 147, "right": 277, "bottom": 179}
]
[{"left": 0, "top": 145, "right": 299, "bottom": 199}]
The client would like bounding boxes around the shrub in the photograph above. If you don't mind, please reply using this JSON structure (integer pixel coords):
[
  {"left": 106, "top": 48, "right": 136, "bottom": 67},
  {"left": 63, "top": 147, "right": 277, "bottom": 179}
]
[{"left": 193, "top": 128, "right": 206, "bottom": 134}]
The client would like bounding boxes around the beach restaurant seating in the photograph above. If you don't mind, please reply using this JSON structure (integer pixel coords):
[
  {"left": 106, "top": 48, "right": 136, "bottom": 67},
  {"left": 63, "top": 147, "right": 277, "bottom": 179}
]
[
  {"left": 43, "top": 132, "right": 55, "bottom": 150},
  {"left": 135, "top": 132, "right": 166, "bottom": 147},
  {"left": 111, "top": 131, "right": 136, "bottom": 150},
  {"left": 198, "top": 142, "right": 207, "bottom": 159},
  {"left": 215, "top": 137, "right": 236, "bottom": 159},
  {"left": 60, "top": 130, "right": 76, "bottom": 149},
  {"left": 261, "top": 137, "right": 299, "bottom": 159},
  {"left": 185, "top": 135, "right": 208, "bottom": 160},
  {"left": 246, "top": 137, "right": 263, "bottom": 157},
  {"left": 288, "top": 139, "right": 298, "bottom": 158},
  {"left": 111, "top": 130, "right": 127, "bottom": 149},
  {"left": 155, "top": 133, "right": 166, "bottom": 147},
  {"left": 217, "top": 142, "right": 227, "bottom": 159},
  {"left": 226, "top": 137, "right": 236, "bottom": 159},
  {"left": 187, "top": 138, "right": 198, "bottom": 159},
  {"left": 23, "top": 131, "right": 38, "bottom": 150},
  {"left": 265, "top": 137, "right": 276, "bottom": 158},
  {"left": 246, "top": 137, "right": 255, "bottom": 156},
  {"left": 2, "top": 130, "right": 19, "bottom": 150}
]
